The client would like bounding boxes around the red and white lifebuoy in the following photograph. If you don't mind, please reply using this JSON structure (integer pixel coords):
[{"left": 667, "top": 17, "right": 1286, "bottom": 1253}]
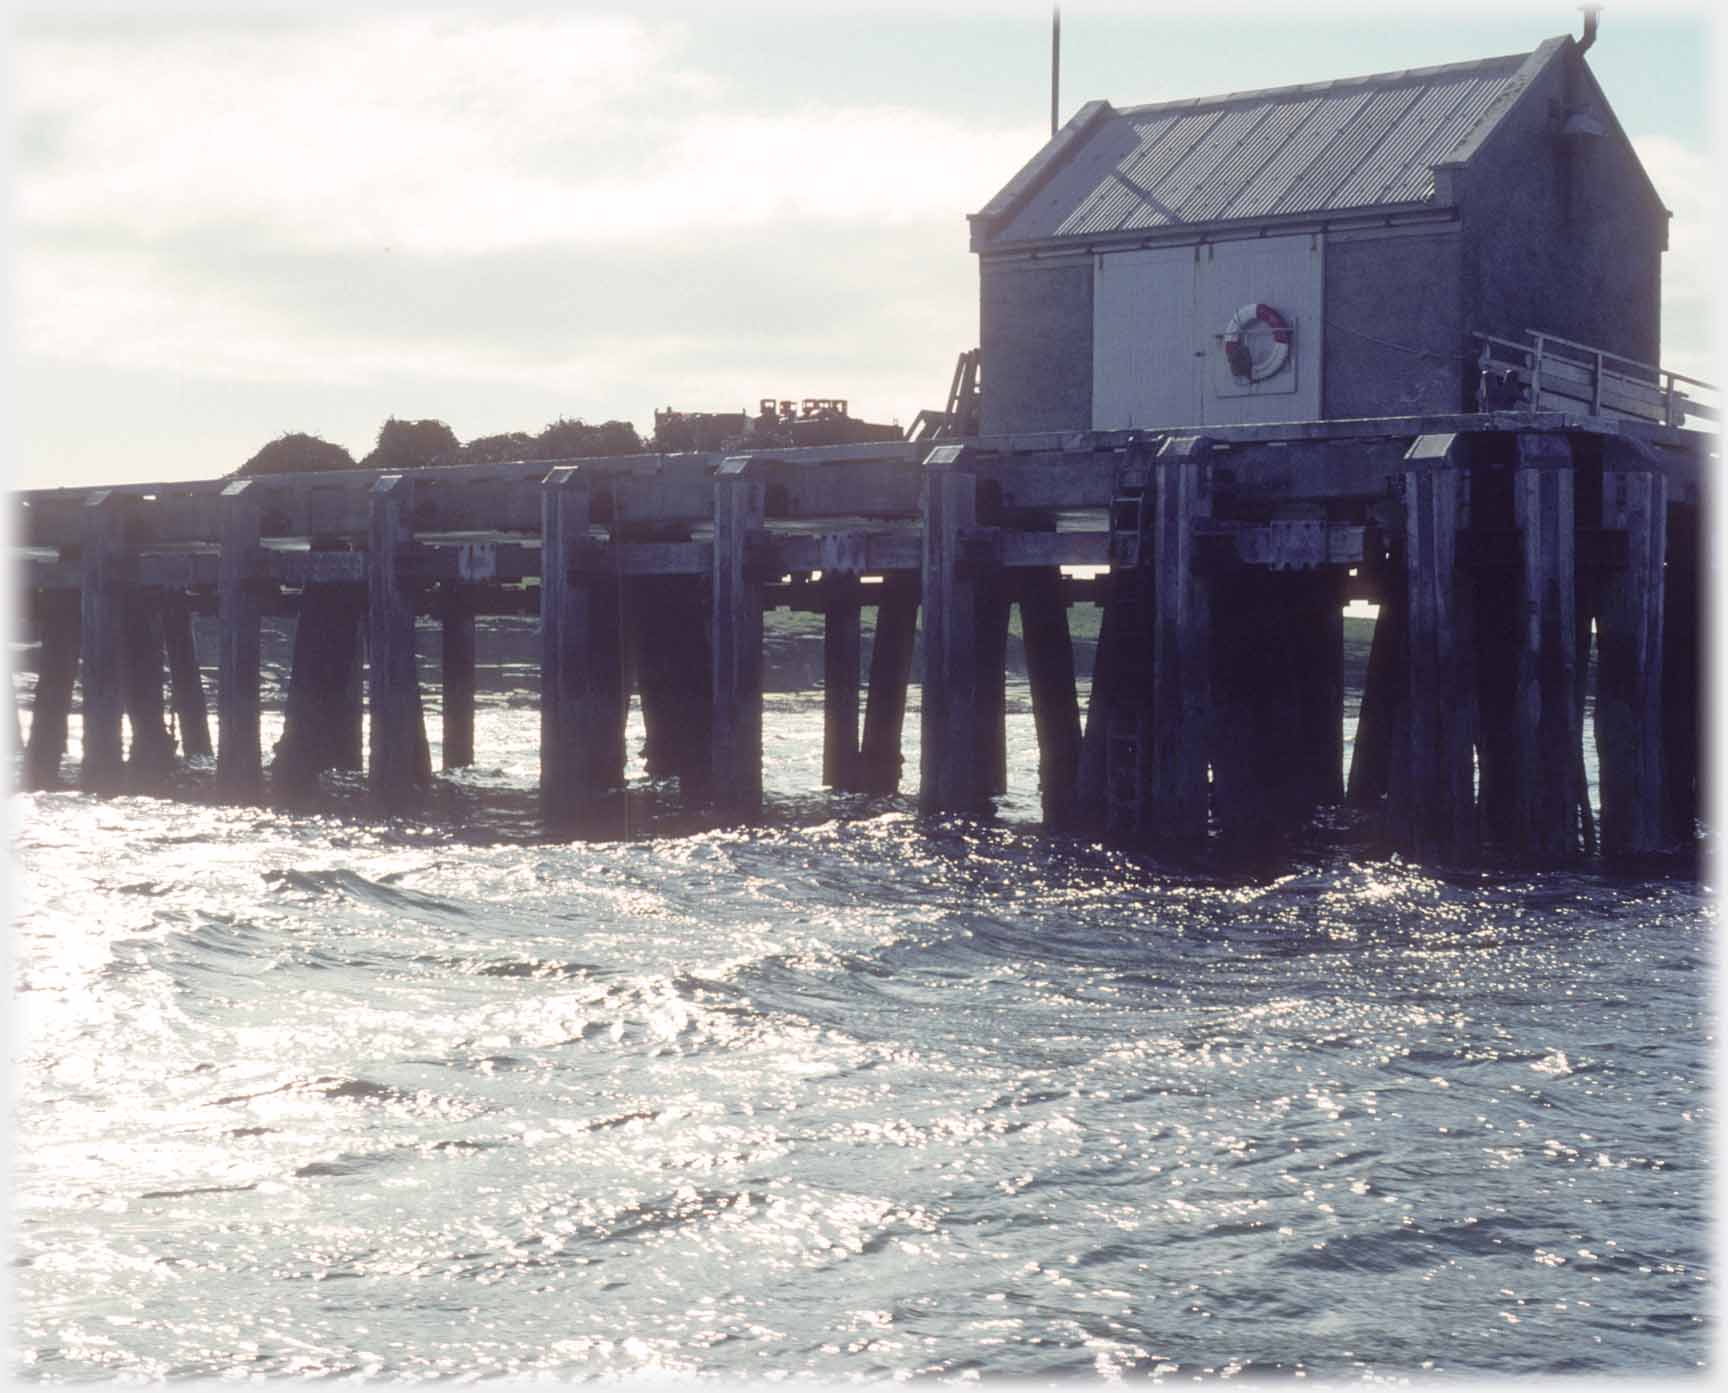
[{"left": 1221, "top": 303, "right": 1293, "bottom": 382}]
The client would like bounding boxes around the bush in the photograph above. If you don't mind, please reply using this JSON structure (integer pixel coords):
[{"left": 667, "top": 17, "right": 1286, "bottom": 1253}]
[
  {"left": 360, "top": 417, "right": 461, "bottom": 471},
  {"left": 233, "top": 432, "right": 358, "bottom": 477},
  {"left": 533, "top": 417, "right": 643, "bottom": 460}
]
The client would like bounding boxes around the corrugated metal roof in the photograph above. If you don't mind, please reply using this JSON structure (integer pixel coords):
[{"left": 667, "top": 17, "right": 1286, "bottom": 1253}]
[{"left": 984, "top": 48, "right": 1545, "bottom": 246}]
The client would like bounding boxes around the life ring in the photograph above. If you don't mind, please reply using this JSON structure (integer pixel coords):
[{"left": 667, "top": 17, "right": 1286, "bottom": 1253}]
[{"left": 1222, "top": 303, "right": 1293, "bottom": 382}]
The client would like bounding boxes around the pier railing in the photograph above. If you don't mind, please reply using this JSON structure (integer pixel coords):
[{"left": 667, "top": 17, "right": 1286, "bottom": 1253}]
[{"left": 1473, "top": 330, "right": 1718, "bottom": 430}]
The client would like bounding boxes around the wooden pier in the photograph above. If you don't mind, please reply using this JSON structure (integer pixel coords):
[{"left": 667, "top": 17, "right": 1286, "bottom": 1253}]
[{"left": 11, "top": 411, "right": 1712, "bottom": 863}]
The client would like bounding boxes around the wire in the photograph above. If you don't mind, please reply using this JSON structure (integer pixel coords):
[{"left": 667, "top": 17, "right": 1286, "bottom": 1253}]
[{"left": 1322, "top": 319, "right": 1477, "bottom": 364}]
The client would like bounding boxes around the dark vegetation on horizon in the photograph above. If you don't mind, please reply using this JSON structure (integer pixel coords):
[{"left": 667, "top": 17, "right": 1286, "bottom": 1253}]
[
  {"left": 233, "top": 416, "right": 645, "bottom": 478},
  {"left": 234, "top": 400, "right": 904, "bottom": 479}
]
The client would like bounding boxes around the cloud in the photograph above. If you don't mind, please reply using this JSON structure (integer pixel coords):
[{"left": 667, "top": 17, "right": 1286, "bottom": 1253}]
[
  {"left": 1630, "top": 133, "right": 1720, "bottom": 381},
  {"left": 15, "top": 13, "right": 1037, "bottom": 256}
]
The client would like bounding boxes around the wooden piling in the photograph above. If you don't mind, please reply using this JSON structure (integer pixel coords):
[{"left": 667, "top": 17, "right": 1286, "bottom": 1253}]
[
  {"left": 541, "top": 467, "right": 627, "bottom": 821},
  {"left": 440, "top": 582, "right": 476, "bottom": 770},
  {"left": 1512, "top": 433, "right": 1579, "bottom": 858},
  {"left": 711, "top": 460, "right": 768, "bottom": 811},
  {"left": 639, "top": 575, "right": 711, "bottom": 785},
  {"left": 274, "top": 582, "right": 366, "bottom": 789},
  {"left": 975, "top": 581, "right": 1011, "bottom": 798},
  {"left": 859, "top": 574, "right": 918, "bottom": 795},
  {"left": 1146, "top": 435, "right": 1212, "bottom": 841},
  {"left": 821, "top": 573, "right": 863, "bottom": 790},
  {"left": 121, "top": 589, "right": 176, "bottom": 781},
  {"left": 1018, "top": 566, "right": 1082, "bottom": 829},
  {"left": 78, "top": 491, "right": 128, "bottom": 794},
  {"left": 1345, "top": 553, "right": 1404, "bottom": 808},
  {"left": 1392, "top": 435, "right": 1476, "bottom": 861},
  {"left": 919, "top": 448, "right": 986, "bottom": 815},
  {"left": 1661, "top": 500, "right": 1700, "bottom": 843},
  {"left": 216, "top": 480, "right": 264, "bottom": 799},
  {"left": 1209, "top": 569, "right": 1293, "bottom": 843},
  {"left": 367, "top": 474, "right": 425, "bottom": 809},
  {"left": 23, "top": 589, "right": 81, "bottom": 790},
  {"left": 161, "top": 590, "right": 212, "bottom": 759},
  {"left": 1594, "top": 459, "right": 1666, "bottom": 855}
]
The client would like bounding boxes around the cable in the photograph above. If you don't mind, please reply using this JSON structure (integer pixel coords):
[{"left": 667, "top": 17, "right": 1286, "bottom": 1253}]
[{"left": 1322, "top": 318, "right": 1478, "bottom": 364}]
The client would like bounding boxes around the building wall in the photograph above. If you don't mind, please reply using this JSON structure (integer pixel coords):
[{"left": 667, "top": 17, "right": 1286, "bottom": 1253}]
[
  {"left": 1322, "top": 226, "right": 1468, "bottom": 417},
  {"left": 1458, "top": 44, "right": 1664, "bottom": 365},
  {"left": 978, "top": 257, "right": 1093, "bottom": 435}
]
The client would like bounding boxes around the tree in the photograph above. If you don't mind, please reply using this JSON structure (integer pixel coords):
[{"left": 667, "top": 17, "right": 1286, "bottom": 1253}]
[
  {"left": 459, "top": 432, "right": 539, "bottom": 465},
  {"left": 360, "top": 417, "right": 461, "bottom": 471},
  {"left": 533, "top": 417, "right": 643, "bottom": 460},
  {"left": 233, "top": 431, "right": 357, "bottom": 477}
]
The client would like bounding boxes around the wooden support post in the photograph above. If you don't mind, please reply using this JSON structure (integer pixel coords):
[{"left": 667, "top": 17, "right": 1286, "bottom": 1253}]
[
  {"left": 1594, "top": 462, "right": 1666, "bottom": 856},
  {"left": 1297, "top": 569, "right": 1347, "bottom": 807},
  {"left": 1392, "top": 434, "right": 1476, "bottom": 861},
  {"left": 217, "top": 480, "right": 264, "bottom": 800},
  {"left": 1147, "top": 434, "right": 1212, "bottom": 841},
  {"left": 541, "top": 467, "right": 627, "bottom": 821},
  {"left": 1512, "top": 433, "right": 1579, "bottom": 858},
  {"left": 441, "top": 583, "right": 476, "bottom": 770},
  {"left": 276, "top": 583, "right": 367, "bottom": 790},
  {"left": 367, "top": 474, "right": 425, "bottom": 810},
  {"left": 975, "top": 580, "right": 1011, "bottom": 797},
  {"left": 1209, "top": 568, "right": 1290, "bottom": 845},
  {"left": 919, "top": 447, "right": 985, "bottom": 816},
  {"left": 1074, "top": 591, "right": 1119, "bottom": 832},
  {"left": 1345, "top": 553, "right": 1404, "bottom": 808},
  {"left": 711, "top": 459, "right": 768, "bottom": 811},
  {"left": 23, "top": 589, "right": 81, "bottom": 790},
  {"left": 1019, "top": 566, "right": 1082, "bottom": 830},
  {"left": 78, "top": 491, "right": 128, "bottom": 794},
  {"left": 121, "top": 589, "right": 175, "bottom": 781},
  {"left": 1661, "top": 501, "right": 1700, "bottom": 843},
  {"left": 623, "top": 529, "right": 710, "bottom": 785},
  {"left": 859, "top": 574, "right": 918, "bottom": 795},
  {"left": 161, "top": 590, "right": 212, "bottom": 759},
  {"left": 821, "top": 574, "right": 863, "bottom": 790}
]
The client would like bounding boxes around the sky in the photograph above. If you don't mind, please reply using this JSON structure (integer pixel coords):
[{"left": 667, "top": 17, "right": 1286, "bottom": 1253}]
[{"left": 7, "top": 1, "right": 1722, "bottom": 491}]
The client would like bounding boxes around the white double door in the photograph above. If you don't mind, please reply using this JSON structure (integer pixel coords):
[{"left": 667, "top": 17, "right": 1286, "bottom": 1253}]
[{"left": 1091, "top": 233, "right": 1323, "bottom": 429}]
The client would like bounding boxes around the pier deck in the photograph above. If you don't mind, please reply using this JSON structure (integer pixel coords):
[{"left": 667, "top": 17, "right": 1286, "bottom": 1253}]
[{"left": 12, "top": 410, "right": 1712, "bottom": 863}]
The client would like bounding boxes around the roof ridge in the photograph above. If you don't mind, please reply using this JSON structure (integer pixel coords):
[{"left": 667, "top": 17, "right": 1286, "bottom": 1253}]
[{"left": 1113, "top": 46, "right": 1545, "bottom": 121}]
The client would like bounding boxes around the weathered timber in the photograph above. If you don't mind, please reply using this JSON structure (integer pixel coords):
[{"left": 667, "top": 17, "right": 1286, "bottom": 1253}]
[
  {"left": 542, "top": 468, "right": 627, "bottom": 822},
  {"left": 1594, "top": 460, "right": 1666, "bottom": 855},
  {"left": 440, "top": 583, "right": 477, "bottom": 770},
  {"left": 1661, "top": 500, "right": 1701, "bottom": 842},
  {"left": 1018, "top": 566, "right": 1082, "bottom": 830},
  {"left": 1389, "top": 435, "right": 1477, "bottom": 860},
  {"left": 1209, "top": 569, "right": 1327, "bottom": 844},
  {"left": 1147, "top": 435, "right": 1212, "bottom": 841},
  {"left": 161, "top": 590, "right": 212, "bottom": 758},
  {"left": 121, "top": 589, "right": 176, "bottom": 781},
  {"left": 1088, "top": 483, "right": 1156, "bottom": 839},
  {"left": 217, "top": 480, "right": 264, "bottom": 799},
  {"left": 1344, "top": 550, "right": 1404, "bottom": 808},
  {"left": 367, "top": 474, "right": 428, "bottom": 809},
  {"left": 1512, "top": 434, "right": 1580, "bottom": 858},
  {"left": 634, "top": 573, "right": 711, "bottom": 784},
  {"left": 919, "top": 448, "right": 986, "bottom": 815},
  {"left": 821, "top": 574, "right": 864, "bottom": 791},
  {"left": 9, "top": 417, "right": 1712, "bottom": 864},
  {"left": 23, "top": 589, "right": 81, "bottom": 789},
  {"left": 78, "top": 492, "right": 128, "bottom": 794},
  {"left": 711, "top": 460, "right": 768, "bottom": 810},
  {"left": 975, "top": 580, "right": 1011, "bottom": 798},
  {"left": 858, "top": 574, "right": 919, "bottom": 795},
  {"left": 1073, "top": 585, "right": 1120, "bottom": 831},
  {"left": 275, "top": 582, "right": 367, "bottom": 789}
]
